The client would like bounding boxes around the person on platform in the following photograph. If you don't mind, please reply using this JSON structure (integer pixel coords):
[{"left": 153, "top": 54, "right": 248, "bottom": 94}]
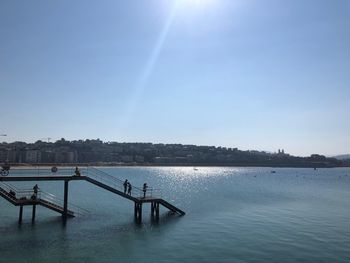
[
  {"left": 33, "top": 184, "right": 39, "bottom": 199},
  {"left": 143, "top": 183, "right": 148, "bottom": 198}
]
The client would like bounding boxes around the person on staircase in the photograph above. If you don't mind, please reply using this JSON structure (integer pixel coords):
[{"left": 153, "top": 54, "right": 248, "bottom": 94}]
[
  {"left": 123, "top": 179, "right": 128, "bottom": 194},
  {"left": 127, "top": 182, "right": 132, "bottom": 195}
]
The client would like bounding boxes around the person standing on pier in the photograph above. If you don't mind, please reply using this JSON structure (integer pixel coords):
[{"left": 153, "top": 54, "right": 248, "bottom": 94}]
[
  {"left": 123, "top": 179, "right": 128, "bottom": 194},
  {"left": 33, "top": 184, "right": 39, "bottom": 199},
  {"left": 143, "top": 183, "right": 148, "bottom": 198},
  {"left": 75, "top": 166, "right": 81, "bottom": 176},
  {"left": 127, "top": 182, "right": 132, "bottom": 195}
]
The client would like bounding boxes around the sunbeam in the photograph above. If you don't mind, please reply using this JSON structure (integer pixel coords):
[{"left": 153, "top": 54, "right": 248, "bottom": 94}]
[{"left": 118, "top": 2, "right": 179, "bottom": 129}]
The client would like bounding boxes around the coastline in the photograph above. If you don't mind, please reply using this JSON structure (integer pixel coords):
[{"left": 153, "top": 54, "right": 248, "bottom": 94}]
[{"left": 7, "top": 163, "right": 345, "bottom": 169}]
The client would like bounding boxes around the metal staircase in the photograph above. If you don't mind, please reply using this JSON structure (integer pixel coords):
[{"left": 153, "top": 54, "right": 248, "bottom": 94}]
[
  {"left": 85, "top": 167, "right": 185, "bottom": 216},
  {"left": 0, "top": 166, "right": 185, "bottom": 224},
  {"left": 0, "top": 182, "right": 87, "bottom": 217}
]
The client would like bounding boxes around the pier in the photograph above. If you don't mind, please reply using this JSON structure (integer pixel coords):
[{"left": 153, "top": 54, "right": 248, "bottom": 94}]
[{"left": 0, "top": 167, "right": 185, "bottom": 224}]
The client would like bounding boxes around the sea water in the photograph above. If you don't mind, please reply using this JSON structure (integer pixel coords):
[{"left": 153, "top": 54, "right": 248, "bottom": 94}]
[{"left": 1, "top": 167, "right": 350, "bottom": 263}]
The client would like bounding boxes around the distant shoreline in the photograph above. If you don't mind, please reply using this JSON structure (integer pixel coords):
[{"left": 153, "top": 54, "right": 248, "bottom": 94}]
[{"left": 6, "top": 163, "right": 348, "bottom": 169}]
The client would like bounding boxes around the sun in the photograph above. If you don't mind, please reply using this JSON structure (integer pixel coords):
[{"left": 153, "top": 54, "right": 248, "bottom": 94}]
[
  {"left": 187, "top": 0, "right": 204, "bottom": 4},
  {"left": 179, "top": 0, "right": 214, "bottom": 7}
]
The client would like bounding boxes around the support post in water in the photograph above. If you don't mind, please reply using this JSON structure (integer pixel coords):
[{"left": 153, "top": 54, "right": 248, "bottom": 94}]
[
  {"left": 32, "top": 205, "right": 36, "bottom": 223},
  {"left": 134, "top": 202, "right": 143, "bottom": 223},
  {"left": 18, "top": 205, "right": 23, "bottom": 224},
  {"left": 134, "top": 202, "right": 137, "bottom": 219},
  {"left": 63, "top": 180, "right": 69, "bottom": 220},
  {"left": 139, "top": 203, "right": 142, "bottom": 223},
  {"left": 151, "top": 202, "right": 155, "bottom": 216},
  {"left": 155, "top": 202, "right": 159, "bottom": 220}
]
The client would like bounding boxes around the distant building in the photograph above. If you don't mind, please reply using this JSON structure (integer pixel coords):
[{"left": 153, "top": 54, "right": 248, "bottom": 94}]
[
  {"left": 114, "top": 146, "right": 123, "bottom": 153},
  {"left": 135, "top": 155, "right": 144, "bottom": 163},
  {"left": 41, "top": 151, "right": 55, "bottom": 163},
  {"left": 121, "top": 155, "right": 133, "bottom": 163},
  {"left": 26, "top": 150, "right": 42, "bottom": 163},
  {"left": 54, "top": 147, "right": 77, "bottom": 163},
  {"left": 0, "top": 149, "right": 7, "bottom": 162}
]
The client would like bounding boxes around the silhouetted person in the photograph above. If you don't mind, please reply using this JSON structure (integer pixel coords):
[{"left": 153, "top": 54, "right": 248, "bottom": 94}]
[
  {"left": 127, "top": 182, "right": 132, "bottom": 195},
  {"left": 123, "top": 179, "right": 128, "bottom": 194},
  {"left": 75, "top": 166, "right": 81, "bottom": 176},
  {"left": 143, "top": 183, "right": 148, "bottom": 198},
  {"left": 33, "top": 184, "right": 39, "bottom": 199}
]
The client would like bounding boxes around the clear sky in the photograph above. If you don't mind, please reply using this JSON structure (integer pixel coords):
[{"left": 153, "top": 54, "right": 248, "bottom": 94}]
[{"left": 0, "top": 0, "right": 349, "bottom": 156}]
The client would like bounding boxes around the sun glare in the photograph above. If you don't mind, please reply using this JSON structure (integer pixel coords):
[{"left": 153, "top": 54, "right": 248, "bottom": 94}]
[
  {"left": 187, "top": 0, "right": 204, "bottom": 5},
  {"left": 179, "top": 0, "right": 215, "bottom": 8}
]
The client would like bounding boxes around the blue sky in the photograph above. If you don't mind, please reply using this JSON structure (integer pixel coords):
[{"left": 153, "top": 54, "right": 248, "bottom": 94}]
[{"left": 0, "top": 0, "right": 349, "bottom": 156}]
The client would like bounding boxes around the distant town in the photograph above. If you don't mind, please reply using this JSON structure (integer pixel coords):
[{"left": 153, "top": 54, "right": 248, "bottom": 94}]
[{"left": 0, "top": 138, "right": 346, "bottom": 168}]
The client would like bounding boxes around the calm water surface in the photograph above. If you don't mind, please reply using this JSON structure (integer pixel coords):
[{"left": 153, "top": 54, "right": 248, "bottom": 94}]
[{"left": 1, "top": 167, "right": 350, "bottom": 262}]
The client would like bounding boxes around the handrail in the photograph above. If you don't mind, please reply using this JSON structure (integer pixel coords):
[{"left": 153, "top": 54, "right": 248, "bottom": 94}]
[
  {"left": 0, "top": 182, "right": 88, "bottom": 216},
  {"left": 2, "top": 166, "right": 163, "bottom": 198},
  {"left": 145, "top": 188, "right": 162, "bottom": 198},
  {"left": 86, "top": 167, "right": 142, "bottom": 195},
  {"left": 40, "top": 190, "right": 89, "bottom": 216},
  {"left": 4, "top": 167, "right": 77, "bottom": 177},
  {"left": 86, "top": 167, "right": 162, "bottom": 198},
  {"left": 88, "top": 170, "right": 125, "bottom": 192},
  {"left": 0, "top": 182, "right": 38, "bottom": 200}
]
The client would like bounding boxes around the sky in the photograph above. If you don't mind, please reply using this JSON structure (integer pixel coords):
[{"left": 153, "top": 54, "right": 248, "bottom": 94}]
[{"left": 0, "top": 0, "right": 349, "bottom": 156}]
